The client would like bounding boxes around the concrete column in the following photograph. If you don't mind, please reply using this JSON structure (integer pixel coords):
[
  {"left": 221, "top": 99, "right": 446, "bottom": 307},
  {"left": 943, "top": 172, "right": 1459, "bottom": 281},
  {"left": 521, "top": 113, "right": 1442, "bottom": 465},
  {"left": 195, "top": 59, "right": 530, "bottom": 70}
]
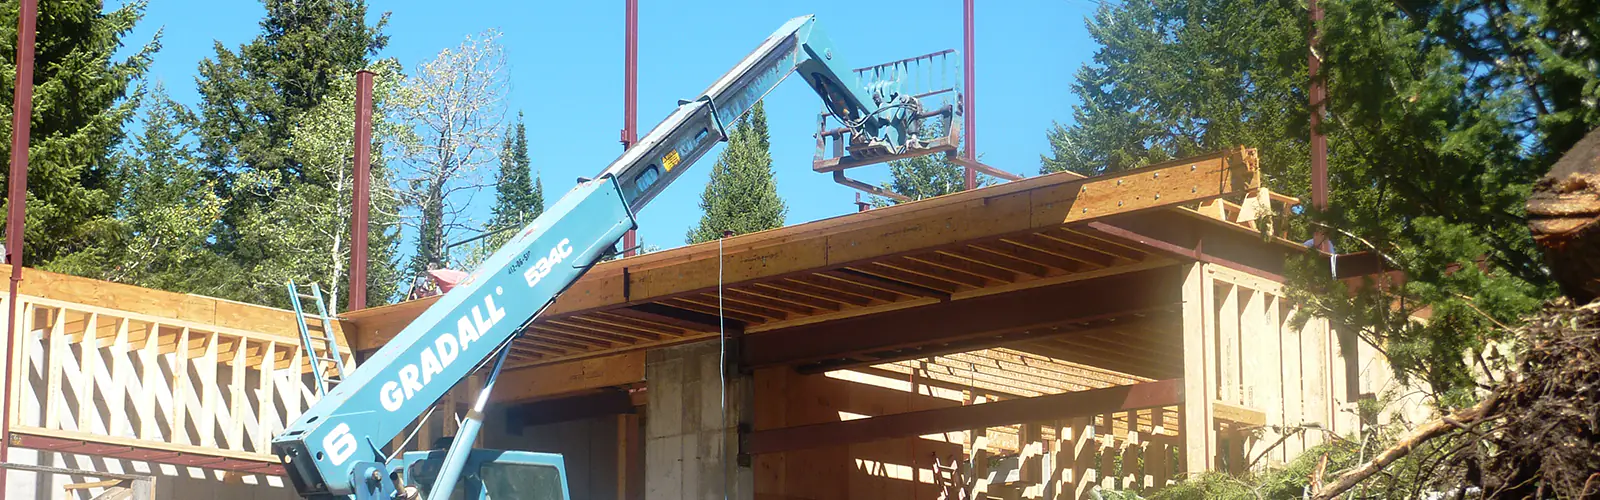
[{"left": 645, "top": 341, "right": 752, "bottom": 500}]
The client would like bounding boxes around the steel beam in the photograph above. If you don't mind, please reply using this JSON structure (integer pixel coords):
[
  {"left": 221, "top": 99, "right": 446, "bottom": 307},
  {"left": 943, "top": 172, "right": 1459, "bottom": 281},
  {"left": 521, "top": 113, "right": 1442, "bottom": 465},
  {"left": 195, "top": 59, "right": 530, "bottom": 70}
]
[
  {"left": 350, "top": 70, "right": 373, "bottom": 311},
  {"left": 2, "top": 0, "right": 39, "bottom": 482},
  {"left": 962, "top": 0, "right": 977, "bottom": 190}
]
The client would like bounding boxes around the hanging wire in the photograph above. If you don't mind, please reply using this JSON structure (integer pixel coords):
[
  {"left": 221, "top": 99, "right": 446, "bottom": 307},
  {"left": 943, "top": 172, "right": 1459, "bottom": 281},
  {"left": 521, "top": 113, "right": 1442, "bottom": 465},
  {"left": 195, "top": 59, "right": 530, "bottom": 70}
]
[{"left": 718, "top": 234, "right": 729, "bottom": 500}]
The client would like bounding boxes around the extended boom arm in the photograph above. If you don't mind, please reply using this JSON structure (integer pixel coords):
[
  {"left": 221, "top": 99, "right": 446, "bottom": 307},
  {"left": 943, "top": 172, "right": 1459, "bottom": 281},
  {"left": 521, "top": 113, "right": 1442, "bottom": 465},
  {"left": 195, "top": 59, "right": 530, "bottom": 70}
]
[{"left": 271, "top": 15, "right": 929, "bottom": 498}]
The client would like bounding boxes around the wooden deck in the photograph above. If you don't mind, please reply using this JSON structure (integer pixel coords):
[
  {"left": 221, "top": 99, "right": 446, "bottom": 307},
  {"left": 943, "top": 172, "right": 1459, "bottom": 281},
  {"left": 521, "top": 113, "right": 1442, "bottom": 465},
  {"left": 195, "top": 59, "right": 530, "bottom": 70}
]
[{"left": 344, "top": 148, "right": 1269, "bottom": 372}]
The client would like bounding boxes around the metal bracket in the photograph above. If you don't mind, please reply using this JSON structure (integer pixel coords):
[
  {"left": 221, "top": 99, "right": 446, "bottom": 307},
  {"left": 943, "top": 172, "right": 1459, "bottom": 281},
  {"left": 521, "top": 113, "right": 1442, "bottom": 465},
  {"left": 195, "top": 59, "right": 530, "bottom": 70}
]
[{"left": 680, "top": 95, "right": 732, "bottom": 143}]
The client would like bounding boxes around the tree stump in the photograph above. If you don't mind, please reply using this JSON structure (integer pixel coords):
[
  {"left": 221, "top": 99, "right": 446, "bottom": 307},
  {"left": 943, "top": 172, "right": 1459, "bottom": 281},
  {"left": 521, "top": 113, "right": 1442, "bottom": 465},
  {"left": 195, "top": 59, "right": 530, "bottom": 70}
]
[{"left": 1528, "top": 127, "right": 1600, "bottom": 303}]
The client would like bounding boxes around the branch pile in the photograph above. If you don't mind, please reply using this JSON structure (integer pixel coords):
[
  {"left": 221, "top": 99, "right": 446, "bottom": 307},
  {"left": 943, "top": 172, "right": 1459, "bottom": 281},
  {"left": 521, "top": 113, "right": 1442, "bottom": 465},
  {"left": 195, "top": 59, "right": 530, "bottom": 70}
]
[
  {"left": 1474, "top": 301, "right": 1600, "bottom": 498},
  {"left": 1314, "top": 300, "right": 1600, "bottom": 499}
]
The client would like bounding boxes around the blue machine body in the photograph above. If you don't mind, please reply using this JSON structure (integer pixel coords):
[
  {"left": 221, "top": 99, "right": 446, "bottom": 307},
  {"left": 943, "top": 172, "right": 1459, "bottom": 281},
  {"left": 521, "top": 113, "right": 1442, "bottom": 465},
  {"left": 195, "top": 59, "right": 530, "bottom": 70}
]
[
  {"left": 271, "top": 15, "right": 936, "bottom": 498},
  {"left": 399, "top": 449, "right": 571, "bottom": 499}
]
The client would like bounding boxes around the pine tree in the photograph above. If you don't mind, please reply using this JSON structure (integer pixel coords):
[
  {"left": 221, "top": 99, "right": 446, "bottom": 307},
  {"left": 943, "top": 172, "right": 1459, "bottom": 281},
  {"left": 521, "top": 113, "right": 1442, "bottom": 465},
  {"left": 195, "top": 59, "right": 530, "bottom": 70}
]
[
  {"left": 196, "top": 0, "right": 388, "bottom": 249},
  {"left": 228, "top": 62, "right": 406, "bottom": 309},
  {"left": 458, "top": 113, "right": 543, "bottom": 268},
  {"left": 1039, "top": 0, "right": 1309, "bottom": 192},
  {"left": 872, "top": 119, "right": 988, "bottom": 206},
  {"left": 0, "top": 0, "right": 157, "bottom": 266},
  {"left": 686, "top": 101, "right": 786, "bottom": 244},
  {"left": 46, "top": 88, "right": 235, "bottom": 294},
  {"left": 1051, "top": 0, "right": 1597, "bottom": 399},
  {"left": 487, "top": 113, "right": 543, "bottom": 237}
]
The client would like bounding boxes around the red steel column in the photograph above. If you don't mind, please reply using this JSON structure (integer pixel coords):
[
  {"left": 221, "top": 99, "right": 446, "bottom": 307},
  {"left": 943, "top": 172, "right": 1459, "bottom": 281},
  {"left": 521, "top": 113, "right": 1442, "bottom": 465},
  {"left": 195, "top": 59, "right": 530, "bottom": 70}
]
[
  {"left": 350, "top": 70, "right": 373, "bottom": 311},
  {"left": 2, "top": 0, "right": 39, "bottom": 488},
  {"left": 962, "top": 0, "right": 977, "bottom": 190},
  {"left": 1308, "top": 0, "right": 1330, "bottom": 251},
  {"left": 621, "top": 0, "right": 639, "bottom": 256}
]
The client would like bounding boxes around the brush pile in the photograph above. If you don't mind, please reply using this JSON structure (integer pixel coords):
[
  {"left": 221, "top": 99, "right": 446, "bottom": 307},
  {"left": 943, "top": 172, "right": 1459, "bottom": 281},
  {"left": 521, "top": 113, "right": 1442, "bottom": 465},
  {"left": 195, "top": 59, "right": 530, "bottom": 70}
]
[{"left": 1472, "top": 300, "right": 1600, "bottom": 498}]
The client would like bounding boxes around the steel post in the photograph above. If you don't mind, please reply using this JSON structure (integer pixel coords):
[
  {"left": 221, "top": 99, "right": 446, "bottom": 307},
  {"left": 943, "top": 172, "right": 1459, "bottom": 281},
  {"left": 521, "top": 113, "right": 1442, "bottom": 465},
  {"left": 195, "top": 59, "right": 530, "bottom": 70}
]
[
  {"left": 351, "top": 70, "right": 374, "bottom": 311},
  {"left": 1309, "top": 0, "right": 1329, "bottom": 251},
  {"left": 622, "top": 0, "right": 639, "bottom": 257},
  {"left": 2, "top": 0, "right": 39, "bottom": 490},
  {"left": 962, "top": 0, "right": 977, "bottom": 190}
]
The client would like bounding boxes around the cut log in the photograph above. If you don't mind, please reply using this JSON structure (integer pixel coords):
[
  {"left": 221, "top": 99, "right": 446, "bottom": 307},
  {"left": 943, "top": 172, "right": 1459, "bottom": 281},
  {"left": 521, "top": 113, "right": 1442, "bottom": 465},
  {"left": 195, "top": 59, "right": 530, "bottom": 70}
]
[{"left": 1528, "top": 127, "right": 1600, "bottom": 303}]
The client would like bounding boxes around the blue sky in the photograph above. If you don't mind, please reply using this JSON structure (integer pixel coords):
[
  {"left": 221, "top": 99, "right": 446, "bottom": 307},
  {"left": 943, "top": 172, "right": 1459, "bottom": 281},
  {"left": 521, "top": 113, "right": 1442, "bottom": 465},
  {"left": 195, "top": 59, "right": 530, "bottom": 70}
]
[{"left": 126, "top": 0, "right": 1102, "bottom": 255}]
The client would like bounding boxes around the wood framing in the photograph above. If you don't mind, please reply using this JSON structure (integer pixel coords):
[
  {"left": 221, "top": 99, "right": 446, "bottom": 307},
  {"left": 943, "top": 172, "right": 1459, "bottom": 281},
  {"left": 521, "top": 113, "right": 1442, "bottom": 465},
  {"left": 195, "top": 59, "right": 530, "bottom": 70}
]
[
  {"left": 1, "top": 270, "right": 350, "bottom": 477},
  {"left": 488, "top": 351, "right": 645, "bottom": 404},
  {"left": 0, "top": 264, "right": 349, "bottom": 346},
  {"left": 741, "top": 267, "right": 1180, "bottom": 371},
  {"left": 343, "top": 148, "right": 1263, "bottom": 368},
  {"left": 746, "top": 379, "right": 1180, "bottom": 455}
]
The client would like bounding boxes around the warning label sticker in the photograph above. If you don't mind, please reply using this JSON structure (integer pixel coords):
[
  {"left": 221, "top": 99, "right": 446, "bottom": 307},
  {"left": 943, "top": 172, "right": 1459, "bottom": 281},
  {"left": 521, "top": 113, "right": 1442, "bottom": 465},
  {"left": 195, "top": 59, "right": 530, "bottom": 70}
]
[{"left": 663, "top": 150, "right": 682, "bottom": 172}]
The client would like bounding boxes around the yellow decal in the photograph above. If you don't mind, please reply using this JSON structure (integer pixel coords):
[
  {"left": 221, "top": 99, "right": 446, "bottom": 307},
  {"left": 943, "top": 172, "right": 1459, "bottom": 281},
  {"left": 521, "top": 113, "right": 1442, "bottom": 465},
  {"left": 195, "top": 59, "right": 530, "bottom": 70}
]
[{"left": 662, "top": 150, "right": 682, "bottom": 172}]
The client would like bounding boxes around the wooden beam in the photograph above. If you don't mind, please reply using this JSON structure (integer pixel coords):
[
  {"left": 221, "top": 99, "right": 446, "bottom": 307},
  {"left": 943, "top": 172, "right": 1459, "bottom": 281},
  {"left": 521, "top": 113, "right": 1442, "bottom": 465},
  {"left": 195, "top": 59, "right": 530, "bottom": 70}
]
[
  {"left": 610, "top": 303, "right": 727, "bottom": 332},
  {"left": 826, "top": 268, "right": 951, "bottom": 299},
  {"left": 880, "top": 257, "right": 992, "bottom": 288},
  {"left": 0, "top": 265, "right": 319, "bottom": 343},
  {"left": 764, "top": 278, "right": 874, "bottom": 307},
  {"left": 1213, "top": 401, "right": 1267, "bottom": 428},
  {"left": 850, "top": 263, "right": 964, "bottom": 293},
  {"left": 503, "top": 389, "right": 634, "bottom": 429},
  {"left": 742, "top": 283, "right": 845, "bottom": 311},
  {"left": 488, "top": 351, "right": 645, "bottom": 404},
  {"left": 791, "top": 274, "right": 901, "bottom": 303},
  {"left": 742, "top": 268, "right": 1180, "bottom": 369},
  {"left": 662, "top": 297, "right": 769, "bottom": 324},
  {"left": 941, "top": 247, "right": 1050, "bottom": 278},
  {"left": 745, "top": 379, "right": 1181, "bottom": 455},
  {"left": 581, "top": 311, "right": 690, "bottom": 336},
  {"left": 551, "top": 317, "right": 662, "bottom": 342},
  {"left": 977, "top": 240, "right": 1094, "bottom": 273},
  {"left": 722, "top": 289, "right": 817, "bottom": 315},
  {"left": 1083, "top": 211, "right": 1294, "bottom": 283},
  {"left": 348, "top": 148, "right": 1260, "bottom": 350},
  {"left": 1182, "top": 263, "right": 1219, "bottom": 473}
]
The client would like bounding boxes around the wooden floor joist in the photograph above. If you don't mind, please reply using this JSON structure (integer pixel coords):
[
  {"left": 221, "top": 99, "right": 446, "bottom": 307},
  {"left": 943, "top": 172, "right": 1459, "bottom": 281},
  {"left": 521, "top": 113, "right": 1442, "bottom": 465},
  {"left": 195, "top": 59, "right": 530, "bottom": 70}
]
[
  {"left": 745, "top": 379, "right": 1181, "bottom": 455},
  {"left": 343, "top": 148, "right": 1262, "bottom": 368}
]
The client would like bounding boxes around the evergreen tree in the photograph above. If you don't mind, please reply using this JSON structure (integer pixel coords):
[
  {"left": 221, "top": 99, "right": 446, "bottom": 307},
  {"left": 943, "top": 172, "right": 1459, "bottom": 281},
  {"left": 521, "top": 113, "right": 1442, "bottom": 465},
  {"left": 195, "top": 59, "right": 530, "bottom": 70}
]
[
  {"left": 1039, "top": 0, "right": 1309, "bottom": 191},
  {"left": 458, "top": 113, "right": 544, "bottom": 268},
  {"left": 0, "top": 0, "right": 157, "bottom": 266},
  {"left": 872, "top": 119, "right": 989, "bottom": 206},
  {"left": 196, "top": 0, "right": 388, "bottom": 249},
  {"left": 686, "top": 101, "right": 786, "bottom": 244},
  {"left": 228, "top": 62, "right": 406, "bottom": 309},
  {"left": 1051, "top": 0, "right": 1596, "bottom": 400},
  {"left": 47, "top": 88, "right": 235, "bottom": 294},
  {"left": 486, "top": 113, "right": 542, "bottom": 237}
]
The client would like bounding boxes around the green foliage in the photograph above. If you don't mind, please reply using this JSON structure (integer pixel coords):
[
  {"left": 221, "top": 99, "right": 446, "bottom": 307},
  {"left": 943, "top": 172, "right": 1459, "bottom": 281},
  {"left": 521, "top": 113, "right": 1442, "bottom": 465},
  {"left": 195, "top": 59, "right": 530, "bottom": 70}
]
[
  {"left": 486, "top": 114, "right": 543, "bottom": 242},
  {"left": 195, "top": 0, "right": 388, "bottom": 181},
  {"left": 196, "top": 0, "right": 388, "bottom": 251},
  {"left": 46, "top": 88, "right": 236, "bottom": 294},
  {"left": 1040, "top": 0, "right": 1309, "bottom": 195},
  {"left": 1282, "top": 0, "right": 1589, "bottom": 399},
  {"left": 0, "top": 0, "right": 157, "bottom": 266},
  {"left": 225, "top": 62, "right": 407, "bottom": 310},
  {"left": 686, "top": 101, "right": 786, "bottom": 244},
  {"left": 1144, "top": 412, "right": 1478, "bottom": 499},
  {"left": 1056, "top": 0, "right": 1590, "bottom": 399},
  {"left": 871, "top": 119, "right": 990, "bottom": 206},
  {"left": 457, "top": 112, "right": 544, "bottom": 268}
]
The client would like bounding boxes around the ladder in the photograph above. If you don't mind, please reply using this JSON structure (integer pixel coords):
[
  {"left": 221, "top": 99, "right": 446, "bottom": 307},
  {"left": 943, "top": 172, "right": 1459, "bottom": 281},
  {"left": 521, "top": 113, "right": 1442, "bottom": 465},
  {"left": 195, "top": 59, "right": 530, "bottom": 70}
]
[{"left": 286, "top": 281, "right": 349, "bottom": 396}]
